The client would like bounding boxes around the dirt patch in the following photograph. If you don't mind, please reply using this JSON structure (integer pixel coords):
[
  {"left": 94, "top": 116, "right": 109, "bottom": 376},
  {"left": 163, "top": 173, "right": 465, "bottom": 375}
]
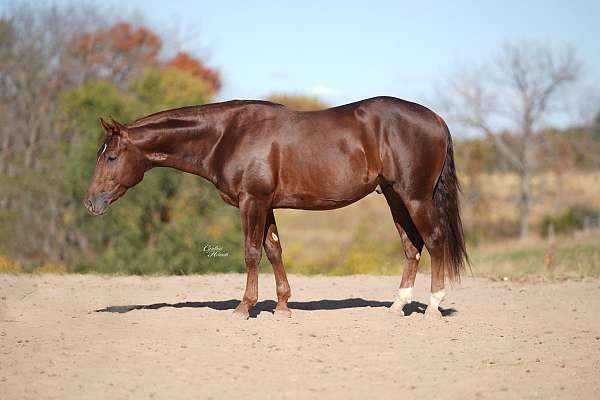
[{"left": 1, "top": 274, "right": 599, "bottom": 399}]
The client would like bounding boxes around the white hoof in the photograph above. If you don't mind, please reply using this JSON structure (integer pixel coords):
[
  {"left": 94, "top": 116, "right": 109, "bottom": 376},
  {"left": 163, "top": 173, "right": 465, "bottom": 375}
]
[
  {"left": 424, "top": 305, "right": 442, "bottom": 319},
  {"left": 423, "top": 289, "right": 445, "bottom": 319},
  {"left": 274, "top": 307, "right": 292, "bottom": 319},
  {"left": 388, "top": 300, "right": 406, "bottom": 316}
]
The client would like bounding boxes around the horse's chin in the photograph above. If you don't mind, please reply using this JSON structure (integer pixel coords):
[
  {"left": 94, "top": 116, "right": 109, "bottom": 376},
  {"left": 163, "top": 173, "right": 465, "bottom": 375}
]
[
  {"left": 85, "top": 202, "right": 109, "bottom": 216},
  {"left": 89, "top": 206, "right": 109, "bottom": 216}
]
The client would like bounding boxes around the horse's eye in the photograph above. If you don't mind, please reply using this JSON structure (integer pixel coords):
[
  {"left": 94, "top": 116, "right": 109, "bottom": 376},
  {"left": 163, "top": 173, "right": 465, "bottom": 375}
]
[{"left": 107, "top": 154, "right": 118, "bottom": 162}]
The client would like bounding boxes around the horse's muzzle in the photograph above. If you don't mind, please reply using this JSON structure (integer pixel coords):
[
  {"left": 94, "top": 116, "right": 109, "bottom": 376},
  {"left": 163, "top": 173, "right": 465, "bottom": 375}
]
[{"left": 84, "top": 192, "right": 110, "bottom": 216}]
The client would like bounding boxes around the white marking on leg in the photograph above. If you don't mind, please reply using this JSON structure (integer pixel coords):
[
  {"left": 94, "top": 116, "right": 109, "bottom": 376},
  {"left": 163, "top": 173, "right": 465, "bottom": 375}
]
[
  {"left": 429, "top": 289, "right": 445, "bottom": 309},
  {"left": 415, "top": 253, "right": 420, "bottom": 261},
  {"left": 397, "top": 287, "right": 413, "bottom": 304},
  {"left": 389, "top": 286, "right": 412, "bottom": 314},
  {"left": 271, "top": 232, "right": 279, "bottom": 242}
]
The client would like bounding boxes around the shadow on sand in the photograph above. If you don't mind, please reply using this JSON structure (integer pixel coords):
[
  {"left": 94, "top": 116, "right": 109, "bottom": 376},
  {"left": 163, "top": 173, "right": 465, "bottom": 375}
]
[{"left": 95, "top": 298, "right": 457, "bottom": 318}]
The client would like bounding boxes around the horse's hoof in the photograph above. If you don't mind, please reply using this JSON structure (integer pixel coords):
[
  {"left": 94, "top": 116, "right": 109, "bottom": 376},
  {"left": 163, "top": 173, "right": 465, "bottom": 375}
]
[
  {"left": 388, "top": 301, "right": 405, "bottom": 316},
  {"left": 232, "top": 307, "right": 250, "bottom": 320},
  {"left": 423, "top": 305, "right": 442, "bottom": 319},
  {"left": 274, "top": 307, "right": 292, "bottom": 319}
]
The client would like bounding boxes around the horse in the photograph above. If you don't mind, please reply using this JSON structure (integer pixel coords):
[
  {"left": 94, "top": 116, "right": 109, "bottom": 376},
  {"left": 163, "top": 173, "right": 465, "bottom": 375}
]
[{"left": 84, "top": 96, "right": 468, "bottom": 319}]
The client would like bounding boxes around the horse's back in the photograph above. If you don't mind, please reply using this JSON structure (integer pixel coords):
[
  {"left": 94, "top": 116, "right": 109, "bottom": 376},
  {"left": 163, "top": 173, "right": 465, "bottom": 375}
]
[{"left": 219, "top": 97, "right": 449, "bottom": 209}]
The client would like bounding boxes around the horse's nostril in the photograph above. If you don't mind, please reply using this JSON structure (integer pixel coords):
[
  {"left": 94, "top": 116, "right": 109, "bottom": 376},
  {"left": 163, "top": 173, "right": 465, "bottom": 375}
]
[{"left": 85, "top": 198, "right": 93, "bottom": 210}]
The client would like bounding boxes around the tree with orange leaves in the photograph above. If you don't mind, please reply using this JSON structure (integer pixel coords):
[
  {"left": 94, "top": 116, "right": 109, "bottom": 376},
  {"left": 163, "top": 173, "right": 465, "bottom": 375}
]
[
  {"left": 165, "top": 51, "right": 221, "bottom": 92},
  {"left": 70, "top": 22, "right": 162, "bottom": 84}
]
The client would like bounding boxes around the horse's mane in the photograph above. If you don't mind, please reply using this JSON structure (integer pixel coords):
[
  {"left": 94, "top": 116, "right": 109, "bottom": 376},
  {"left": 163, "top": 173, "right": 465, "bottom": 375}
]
[{"left": 125, "top": 100, "right": 281, "bottom": 131}]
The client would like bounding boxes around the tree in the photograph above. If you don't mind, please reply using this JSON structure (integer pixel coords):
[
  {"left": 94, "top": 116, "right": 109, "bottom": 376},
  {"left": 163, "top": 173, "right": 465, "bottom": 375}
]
[
  {"left": 4, "top": 69, "right": 239, "bottom": 272},
  {"left": 165, "top": 51, "right": 221, "bottom": 93},
  {"left": 0, "top": 4, "right": 235, "bottom": 273},
  {"left": 0, "top": 19, "right": 16, "bottom": 174},
  {"left": 437, "top": 42, "right": 581, "bottom": 237},
  {"left": 593, "top": 110, "right": 600, "bottom": 140},
  {"left": 0, "top": 4, "right": 103, "bottom": 172},
  {"left": 69, "top": 21, "right": 162, "bottom": 85},
  {"left": 132, "top": 67, "right": 215, "bottom": 114},
  {"left": 265, "top": 94, "right": 329, "bottom": 111}
]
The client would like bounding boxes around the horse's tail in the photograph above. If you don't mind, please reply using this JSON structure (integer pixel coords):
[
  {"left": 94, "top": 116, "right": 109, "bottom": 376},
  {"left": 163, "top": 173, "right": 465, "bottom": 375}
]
[{"left": 432, "top": 126, "right": 469, "bottom": 281}]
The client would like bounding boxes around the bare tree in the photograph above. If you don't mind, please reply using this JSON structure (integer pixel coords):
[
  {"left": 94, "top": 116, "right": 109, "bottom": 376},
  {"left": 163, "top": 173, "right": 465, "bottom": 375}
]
[
  {"left": 0, "top": 4, "right": 106, "bottom": 173},
  {"left": 0, "top": 4, "right": 108, "bottom": 262},
  {"left": 438, "top": 42, "right": 581, "bottom": 237}
]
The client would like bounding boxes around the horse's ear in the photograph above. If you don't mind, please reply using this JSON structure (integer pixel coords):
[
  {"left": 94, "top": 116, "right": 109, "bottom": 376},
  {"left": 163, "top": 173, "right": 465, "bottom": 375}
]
[
  {"left": 99, "top": 117, "right": 113, "bottom": 136},
  {"left": 110, "top": 117, "right": 125, "bottom": 131},
  {"left": 110, "top": 117, "right": 129, "bottom": 140}
]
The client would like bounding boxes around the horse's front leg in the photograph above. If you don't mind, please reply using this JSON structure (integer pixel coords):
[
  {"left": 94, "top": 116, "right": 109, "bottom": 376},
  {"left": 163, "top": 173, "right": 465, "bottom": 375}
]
[{"left": 233, "top": 194, "right": 269, "bottom": 319}]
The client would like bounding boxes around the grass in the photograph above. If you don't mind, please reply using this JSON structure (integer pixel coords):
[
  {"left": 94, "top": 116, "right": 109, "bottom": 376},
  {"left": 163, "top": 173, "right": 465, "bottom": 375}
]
[
  {"left": 2, "top": 171, "right": 599, "bottom": 280},
  {"left": 467, "top": 231, "right": 600, "bottom": 280},
  {"left": 2, "top": 230, "right": 598, "bottom": 281},
  {"left": 276, "top": 227, "right": 600, "bottom": 280}
]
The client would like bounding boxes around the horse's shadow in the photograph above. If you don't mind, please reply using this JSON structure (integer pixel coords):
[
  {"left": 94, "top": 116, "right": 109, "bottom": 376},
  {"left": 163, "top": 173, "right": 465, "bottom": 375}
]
[{"left": 95, "top": 298, "right": 457, "bottom": 318}]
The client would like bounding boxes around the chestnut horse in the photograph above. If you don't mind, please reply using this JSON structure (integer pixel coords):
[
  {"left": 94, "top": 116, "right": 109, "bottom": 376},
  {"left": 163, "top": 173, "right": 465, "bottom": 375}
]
[{"left": 85, "top": 96, "right": 468, "bottom": 319}]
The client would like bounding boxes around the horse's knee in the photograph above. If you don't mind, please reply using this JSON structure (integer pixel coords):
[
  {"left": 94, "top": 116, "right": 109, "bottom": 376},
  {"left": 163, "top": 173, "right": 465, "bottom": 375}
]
[{"left": 245, "top": 245, "right": 262, "bottom": 267}]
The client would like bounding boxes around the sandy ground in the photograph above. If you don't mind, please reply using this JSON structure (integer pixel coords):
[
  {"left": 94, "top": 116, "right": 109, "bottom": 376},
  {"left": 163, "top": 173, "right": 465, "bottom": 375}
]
[{"left": 1, "top": 273, "right": 599, "bottom": 400}]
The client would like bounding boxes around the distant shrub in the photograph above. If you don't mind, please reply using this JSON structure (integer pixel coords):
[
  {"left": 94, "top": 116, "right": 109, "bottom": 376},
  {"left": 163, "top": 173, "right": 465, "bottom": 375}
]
[
  {"left": 330, "top": 245, "right": 383, "bottom": 275},
  {"left": 540, "top": 206, "right": 599, "bottom": 237},
  {"left": 466, "top": 220, "right": 520, "bottom": 244},
  {"left": 0, "top": 255, "right": 22, "bottom": 273},
  {"left": 265, "top": 94, "right": 329, "bottom": 111},
  {"left": 283, "top": 242, "right": 328, "bottom": 275},
  {"left": 33, "top": 263, "right": 68, "bottom": 274}
]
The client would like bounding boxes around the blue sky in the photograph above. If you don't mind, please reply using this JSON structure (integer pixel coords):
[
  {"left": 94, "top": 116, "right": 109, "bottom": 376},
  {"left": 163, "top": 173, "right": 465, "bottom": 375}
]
[
  {"left": 97, "top": 0, "right": 599, "bottom": 107},
  {"left": 6, "top": 1, "right": 600, "bottom": 109}
]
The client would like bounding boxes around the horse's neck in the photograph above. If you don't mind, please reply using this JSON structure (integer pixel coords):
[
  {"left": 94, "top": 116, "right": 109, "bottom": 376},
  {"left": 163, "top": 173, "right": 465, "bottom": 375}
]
[{"left": 132, "top": 115, "right": 223, "bottom": 182}]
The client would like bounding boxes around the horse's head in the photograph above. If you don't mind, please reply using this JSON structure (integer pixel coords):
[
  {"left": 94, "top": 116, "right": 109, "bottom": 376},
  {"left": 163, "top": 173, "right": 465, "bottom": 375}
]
[{"left": 84, "top": 118, "right": 148, "bottom": 216}]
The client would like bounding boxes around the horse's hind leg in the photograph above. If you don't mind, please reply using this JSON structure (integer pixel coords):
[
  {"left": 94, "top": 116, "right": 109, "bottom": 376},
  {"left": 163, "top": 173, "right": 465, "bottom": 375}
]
[
  {"left": 263, "top": 210, "right": 292, "bottom": 318},
  {"left": 383, "top": 186, "right": 424, "bottom": 316},
  {"left": 390, "top": 185, "right": 446, "bottom": 318}
]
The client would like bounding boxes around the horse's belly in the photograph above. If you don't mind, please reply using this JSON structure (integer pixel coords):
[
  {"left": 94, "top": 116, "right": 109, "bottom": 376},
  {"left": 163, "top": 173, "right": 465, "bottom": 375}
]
[{"left": 273, "top": 156, "right": 378, "bottom": 210}]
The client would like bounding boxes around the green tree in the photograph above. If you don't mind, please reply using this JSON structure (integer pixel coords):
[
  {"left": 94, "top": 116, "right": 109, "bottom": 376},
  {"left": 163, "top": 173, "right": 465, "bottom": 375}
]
[
  {"left": 1, "top": 70, "right": 242, "bottom": 274},
  {"left": 53, "top": 73, "right": 242, "bottom": 274},
  {"left": 131, "top": 67, "right": 215, "bottom": 115},
  {"left": 0, "top": 5, "right": 234, "bottom": 274}
]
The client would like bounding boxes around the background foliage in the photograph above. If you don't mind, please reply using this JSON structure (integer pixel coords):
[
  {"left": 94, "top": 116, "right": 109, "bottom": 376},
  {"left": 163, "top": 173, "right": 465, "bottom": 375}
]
[
  {"left": 1, "top": 4, "right": 599, "bottom": 278},
  {"left": 0, "top": 6, "right": 242, "bottom": 274}
]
